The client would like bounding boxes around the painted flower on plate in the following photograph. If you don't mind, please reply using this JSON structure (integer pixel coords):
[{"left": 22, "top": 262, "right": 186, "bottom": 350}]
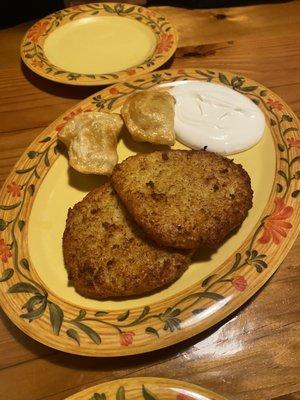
[
  {"left": 7, "top": 182, "right": 21, "bottom": 197},
  {"left": 31, "top": 59, "right": 44, "bottom": 68},
  {"left": 157, "top": 33, "right": 173, "bottom": 53},
  {"left": 258, "top": 197, "right": 293, "bottom": 245},
  {"left": 27, "top": 21, "right": 50, "bottom": 43},
  {"left": 266, "top": 98, "right": 283, "bottom": 111},
  {"left": 126, "top": 69, "right": 136, "bottom": 76},
  {"left": 109, "top": 87, "right": 119, "bottom": 95},
  {"left": 286, "top": 137, "right": 300, "bottom": 148},
  {"left": 120, "top": 331, "right": 135, "bottom": 346},
  {"left": 232, "top": 275, "right": 247, "bottom": 292},
  {"left": 0, "top": 239, "right": 12, "bottom": 263}
]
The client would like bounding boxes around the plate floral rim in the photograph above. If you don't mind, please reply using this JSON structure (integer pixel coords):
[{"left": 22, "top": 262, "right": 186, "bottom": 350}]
[
  {"left": 64, "top": 377, "right": 228, "bottom": 400},
  {"left": 0, "top": 68, "right": 299, "bottom": 356},
  {"left": 20, "top": 2, "right": 178, "bottom": 86}
]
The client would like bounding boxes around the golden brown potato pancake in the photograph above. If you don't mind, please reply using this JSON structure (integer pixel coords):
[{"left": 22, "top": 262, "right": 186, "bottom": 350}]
[
  {"left": 63, "top": 182, "right": 192, "bottom": 299},
  {"left": 112, "top": 150, "right": 253, "bottom": 249}
]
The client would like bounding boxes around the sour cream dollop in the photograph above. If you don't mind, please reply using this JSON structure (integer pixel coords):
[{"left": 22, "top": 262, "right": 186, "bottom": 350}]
[{"left": 169, "top": 81, "right": 265, "bottom": 155}]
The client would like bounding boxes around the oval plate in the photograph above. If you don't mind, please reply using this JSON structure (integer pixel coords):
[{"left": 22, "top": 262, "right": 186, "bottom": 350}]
[
  {"left": 64, "top": 377, "right": 227, "bottom": 400},
  {"left": 20, "top": 3, "right": 178, "bottom": 86},
  {"left": 0, "top": 69, "right": 299, "bottom": 356}
]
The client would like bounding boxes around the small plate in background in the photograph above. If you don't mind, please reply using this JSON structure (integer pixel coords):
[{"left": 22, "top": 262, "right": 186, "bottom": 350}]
[{"left": 20, "top": 3, "right": 178, "bottom": 86}]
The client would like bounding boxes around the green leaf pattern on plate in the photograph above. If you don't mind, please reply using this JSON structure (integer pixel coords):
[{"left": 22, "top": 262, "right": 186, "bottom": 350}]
[{"left": 22, "top": 3, "right": 175, "bottom": 82}]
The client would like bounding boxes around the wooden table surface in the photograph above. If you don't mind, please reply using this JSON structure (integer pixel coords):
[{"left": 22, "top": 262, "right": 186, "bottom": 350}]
[{"left": 0, "top": 2, "right": 299, "bottom": 400}]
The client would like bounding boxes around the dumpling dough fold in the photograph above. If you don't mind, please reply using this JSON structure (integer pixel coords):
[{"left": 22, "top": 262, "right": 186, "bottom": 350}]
[
  {"left": 58, "top": 111, "right": 123, "bottom": 175},
  {"left": 121, "top": 90, "right": 176, "bottom": 146}
]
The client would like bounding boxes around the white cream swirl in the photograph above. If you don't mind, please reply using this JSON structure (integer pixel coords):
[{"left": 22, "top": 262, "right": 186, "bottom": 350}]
[{"left": 169, "top": 81, "right": 265, "bottom": 155}]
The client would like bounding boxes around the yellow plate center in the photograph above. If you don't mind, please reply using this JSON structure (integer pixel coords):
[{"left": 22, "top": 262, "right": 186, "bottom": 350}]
[
  {"left": 28, "top": 126, "right": 275, "bottom": 311},
  {"left": 43, "top": 16, "right": 157, "bottom": 74}
]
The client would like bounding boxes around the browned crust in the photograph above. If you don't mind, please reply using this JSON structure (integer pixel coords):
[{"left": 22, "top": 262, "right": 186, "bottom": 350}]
[
  {"left": 111, "top": 150, "right": 253, "bottom": 249},
  {"left": 62, "top": 182, "right": 192, "bottom": 299}
]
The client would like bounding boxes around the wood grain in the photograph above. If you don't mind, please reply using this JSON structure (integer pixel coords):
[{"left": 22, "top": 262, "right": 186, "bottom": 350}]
[{"left": 0, "top": 1, "right": 299, "bottom": 399}]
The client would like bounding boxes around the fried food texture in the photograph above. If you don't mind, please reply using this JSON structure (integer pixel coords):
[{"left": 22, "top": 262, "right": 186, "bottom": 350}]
[
  {"left": 112, "top": 150, "right": 253, "bottom": 249},
  {"left": 63, "top": 183, "right": 192, "bottom": 299}
]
